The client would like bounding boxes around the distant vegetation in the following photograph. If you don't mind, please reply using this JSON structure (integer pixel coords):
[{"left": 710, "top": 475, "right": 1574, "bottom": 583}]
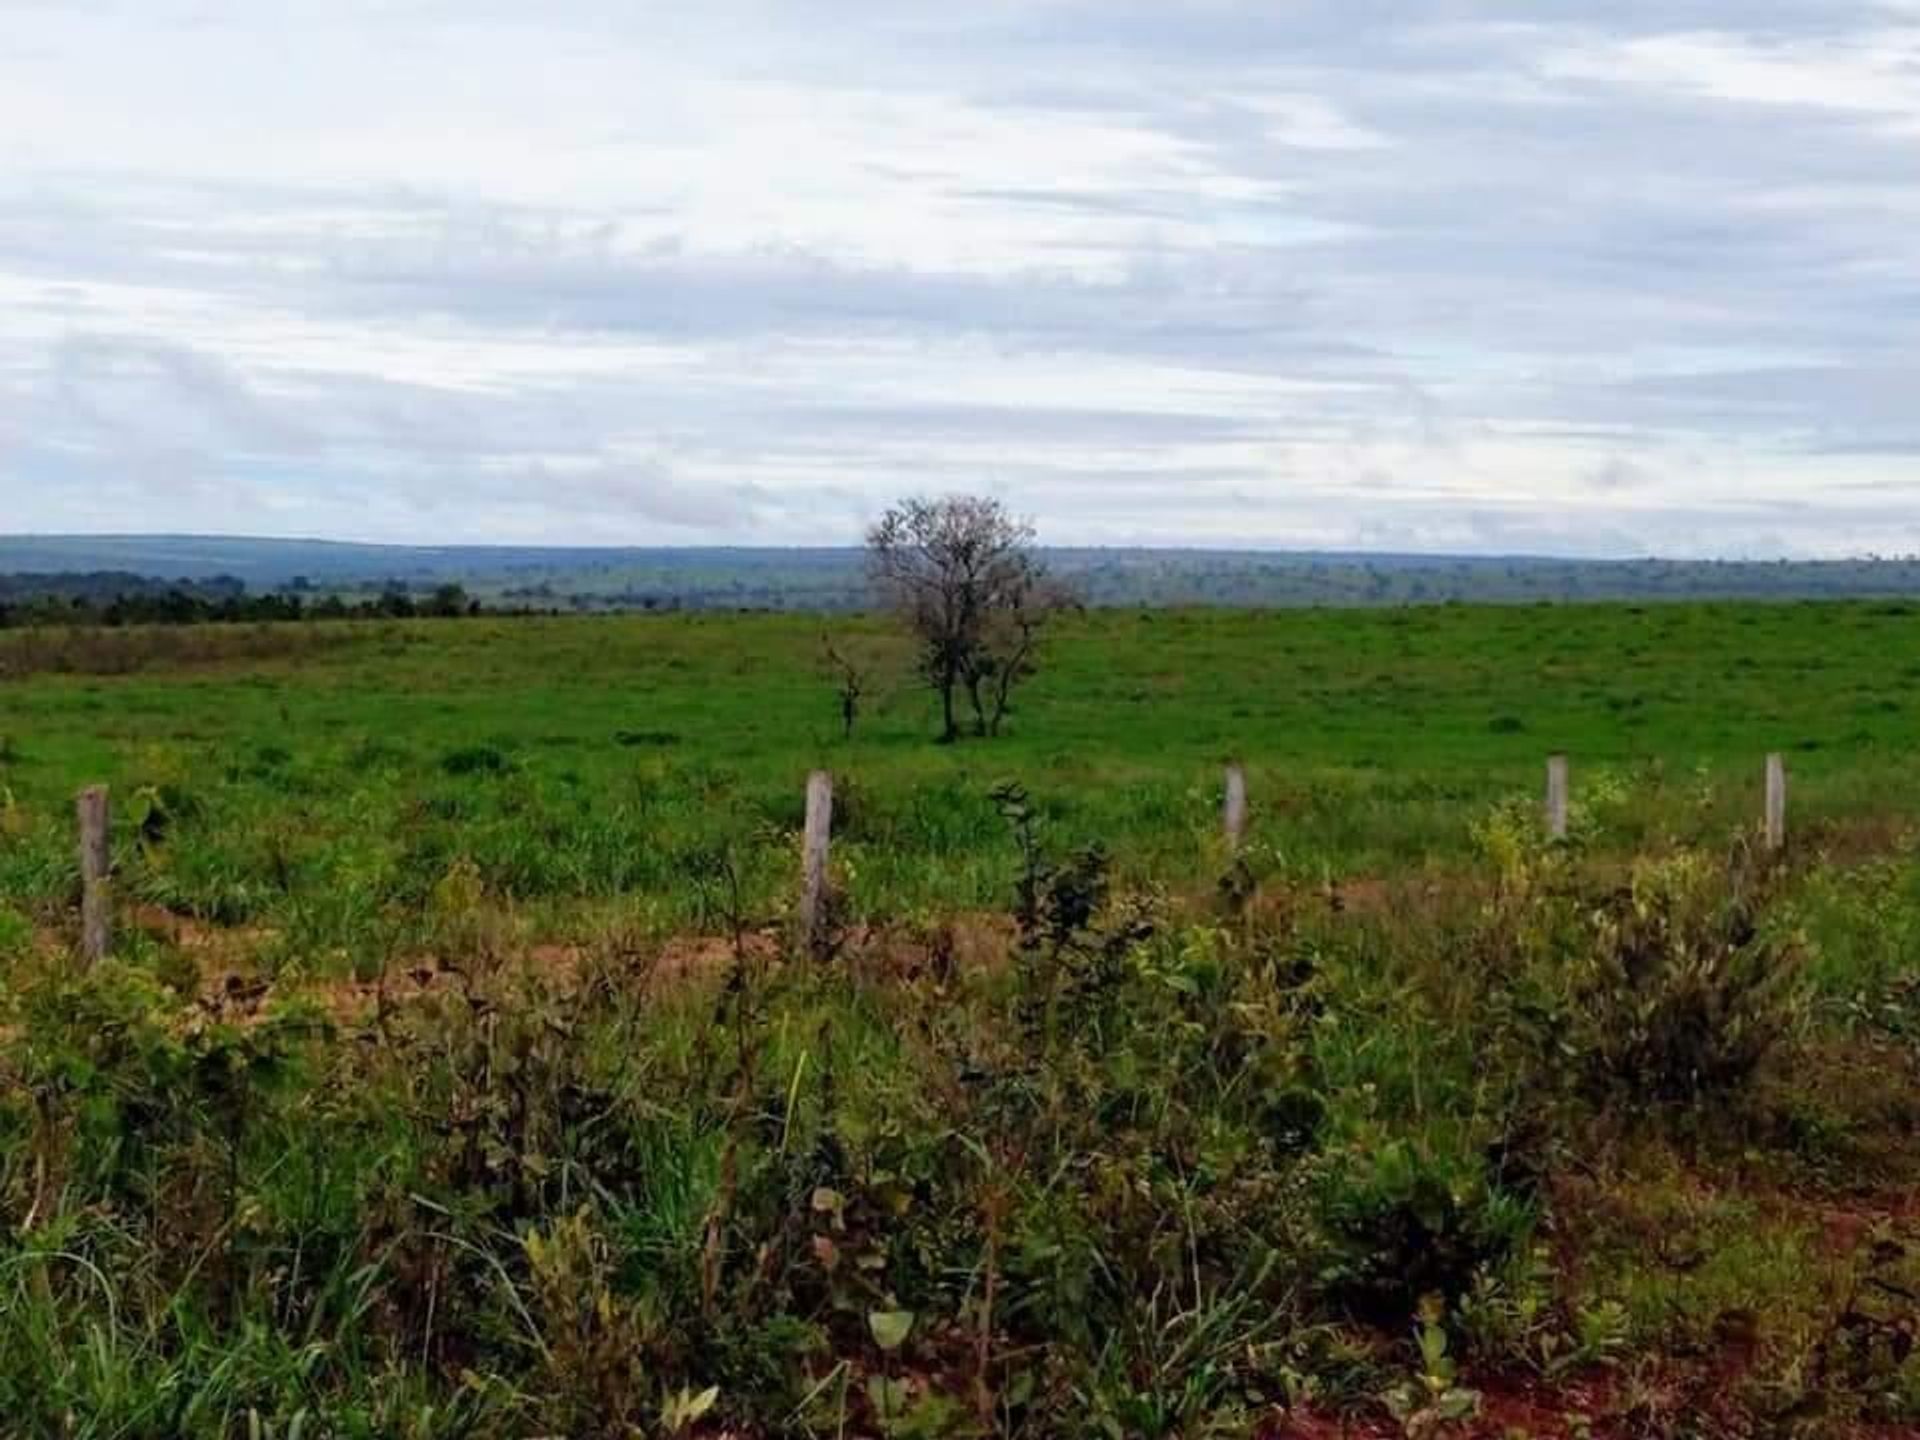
[
  {"left": 6, "top": 535, "right": 1920, "bottom": 615},
  {"left": 0, "top": 572, "right": 483, "bottom": 629}
]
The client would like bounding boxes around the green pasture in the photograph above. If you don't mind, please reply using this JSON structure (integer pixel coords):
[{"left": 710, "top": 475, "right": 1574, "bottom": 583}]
[{"left": 1, "top": 601, "right": 1917, "bottom": 956}]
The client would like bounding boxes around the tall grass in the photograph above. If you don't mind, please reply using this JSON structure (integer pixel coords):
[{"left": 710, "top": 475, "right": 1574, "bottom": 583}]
[{"left": 3, "top": 814, "right": 1918, "bottom": 1436}]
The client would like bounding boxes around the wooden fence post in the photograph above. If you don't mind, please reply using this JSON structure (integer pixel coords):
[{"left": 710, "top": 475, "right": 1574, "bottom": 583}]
[
  {"left": 801, "top": 770, "right": 834, "bottom": 952},
  {"left": 1545, "top": 753, "right": 1569, "bottom": 841},
  {"left": 1765, "top": 752, "right": 1786, "bottom": 852},
  {"left": 1224, "top": 763, "right": 1248, "bottom": 852},
  {"left": 77, "top": 784, "right": 111, "bottom": 965}
]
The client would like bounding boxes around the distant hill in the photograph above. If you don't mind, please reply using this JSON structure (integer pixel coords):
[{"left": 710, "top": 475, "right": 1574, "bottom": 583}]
[
  {"left": 4, "top": 535, "right": 1920, "bottom": 611},
  {"left": 0, "top": 536, "right": 530, "bottom": 586}
]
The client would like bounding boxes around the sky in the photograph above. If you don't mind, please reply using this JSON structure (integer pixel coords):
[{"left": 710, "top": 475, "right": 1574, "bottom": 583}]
[{"left": 2, "top": 2, "right": 1918, "bottom": 556}]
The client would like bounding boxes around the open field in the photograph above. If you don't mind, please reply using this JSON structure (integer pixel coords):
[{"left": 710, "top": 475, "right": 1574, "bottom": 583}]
[
  {"left": 3, "top": 602, "right": 1920, "bottom": 948},
  {"left": 3, "top": 603, "right": 1920, "bottom": 1437}
]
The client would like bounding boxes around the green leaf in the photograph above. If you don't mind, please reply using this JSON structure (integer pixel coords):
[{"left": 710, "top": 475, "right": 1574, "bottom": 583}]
[{"left": 869, "top": 1309, "right": 916, "bottom": 1352}]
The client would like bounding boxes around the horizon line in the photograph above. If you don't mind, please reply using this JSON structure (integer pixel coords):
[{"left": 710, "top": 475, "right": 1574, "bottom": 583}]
[{"left": 9, "top": 532, "right": 1920, "bottom": 567}]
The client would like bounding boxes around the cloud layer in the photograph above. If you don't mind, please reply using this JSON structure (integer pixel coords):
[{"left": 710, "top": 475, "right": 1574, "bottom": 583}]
[{"left": 3, "top": 1, "right": 1918, "bottom": 554}]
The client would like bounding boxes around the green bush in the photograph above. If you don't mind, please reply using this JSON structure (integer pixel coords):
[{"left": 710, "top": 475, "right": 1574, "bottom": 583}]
[
  {"left": 1310, "top": 1137, "right": 1534, "bottom": 1320},
  {"left": 440, "top": 744, "right": 514, "bottom": 777},
  {"left": 1553, "top": 851, "right": 1809, "bottom": 1107}
]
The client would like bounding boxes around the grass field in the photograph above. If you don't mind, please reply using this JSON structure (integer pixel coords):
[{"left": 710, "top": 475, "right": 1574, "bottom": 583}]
[
  {"left": 3, "top": 603, "right": 1920, "bottom": 1437},
  {"left": 3, "top": 602, "right": 1919, "bottom": 953}
]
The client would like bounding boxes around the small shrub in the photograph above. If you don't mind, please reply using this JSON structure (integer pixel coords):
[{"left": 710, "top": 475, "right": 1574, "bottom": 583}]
[
  {"left": 440, "top": 744, "right": 513, "bottom": 777},
  {"left": 522, "top": 1208, "right": 658, "bottom": 1434},
  {"left": 992, "top": 781, "right": 1155, "bottom": 1044},
  {"left": 1311, "top": 1138, "right": 1534, "bottom": 1321},
  {"left": 1557, "top": 851, "right": 1809, "bottom": 1107}
]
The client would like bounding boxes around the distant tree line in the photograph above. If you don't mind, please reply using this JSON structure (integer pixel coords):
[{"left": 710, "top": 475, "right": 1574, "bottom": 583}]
[
  {"left": 393, "top": 554, "right": 1920, "bottom": 614},
  {"left": 9, "top": 550, "right": 1920, "bottom": 630},
  {"left": 0, "top": 572, "right": 485, "bottom": 628}
]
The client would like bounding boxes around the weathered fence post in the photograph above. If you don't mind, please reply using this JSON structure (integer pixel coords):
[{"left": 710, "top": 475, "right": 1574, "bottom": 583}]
[
  {"left": 1545, "top": 753, "right": 1569, "bottom": 841},
  {"left": 801, "top": 770, "right": 834, "bottom": 952},
  {"left": 77, "top": 784, "right": 111, "bottom": 965},
  {"left": 1764, "top": 752, "right": 1787, "bottom": 852},
  {"left": 1223, "top": 763, "right": 1248, "bottom": 852}
]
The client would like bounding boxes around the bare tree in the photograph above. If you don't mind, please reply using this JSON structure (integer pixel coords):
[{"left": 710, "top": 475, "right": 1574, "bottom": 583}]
[
  {"left": 865, "top": 495, "right": 1068, "bottom": 742},
  {"left": 819, "top": 633, "right": 868, "bottom": 740},
  {"left": 973, "top": 568, "right": 1074, "bottom": 737}
]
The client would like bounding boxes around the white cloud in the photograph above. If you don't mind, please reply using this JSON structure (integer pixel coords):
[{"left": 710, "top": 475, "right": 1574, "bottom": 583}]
[
  {"left": 1547, "top": 27, "right": 1920, "bottom": 132},
  {"left": 0, "top": 1, "right": 1917, "bottom": 553}
]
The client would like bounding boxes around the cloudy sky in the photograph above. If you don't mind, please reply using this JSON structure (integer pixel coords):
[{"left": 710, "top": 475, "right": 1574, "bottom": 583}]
[{"left": 3, "top": 2, "right": 1918, "bottom": 555}]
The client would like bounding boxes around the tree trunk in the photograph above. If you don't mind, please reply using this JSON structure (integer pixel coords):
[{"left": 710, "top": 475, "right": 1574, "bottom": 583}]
[
  {"left": 987, "top": 639, "right": 1033, "bottom": 737},
  {"left": 964, "top": 673, "right": 989, "bottom": 737},
  {"left": 939, "top": 678, "right": 959, "bottom": 744}
]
